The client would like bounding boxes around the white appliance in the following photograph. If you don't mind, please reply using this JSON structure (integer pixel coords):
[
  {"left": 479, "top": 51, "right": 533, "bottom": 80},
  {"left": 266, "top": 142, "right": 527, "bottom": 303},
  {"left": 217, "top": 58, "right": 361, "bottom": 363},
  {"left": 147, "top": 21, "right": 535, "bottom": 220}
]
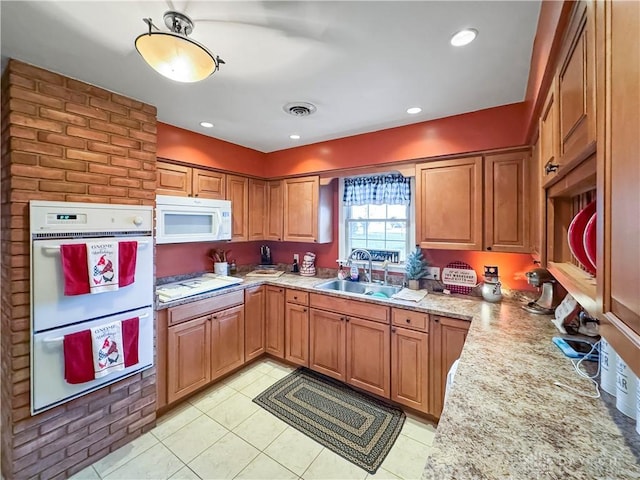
[
  {"left": 30, "top": 201, "right": 154, "bottom": 414},
  {"left": 156, "top": 195, "right": 232, "bottom": 244}
]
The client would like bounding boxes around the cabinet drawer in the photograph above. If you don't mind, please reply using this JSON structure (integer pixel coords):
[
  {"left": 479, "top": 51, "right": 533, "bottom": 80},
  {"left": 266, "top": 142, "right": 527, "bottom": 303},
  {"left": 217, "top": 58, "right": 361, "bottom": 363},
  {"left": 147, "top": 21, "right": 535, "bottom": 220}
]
[
  {"left": 167, "top": 290, "right": 244, "bottom": 325},
  {"left": 286, "top": 289, "right": 309, "bottom": 305},
  {"left": 309, "top": 293, "right": 389, "bottom": 324},
  {"left": 391, "top": 309, "right": 429, "bottom": 332}
]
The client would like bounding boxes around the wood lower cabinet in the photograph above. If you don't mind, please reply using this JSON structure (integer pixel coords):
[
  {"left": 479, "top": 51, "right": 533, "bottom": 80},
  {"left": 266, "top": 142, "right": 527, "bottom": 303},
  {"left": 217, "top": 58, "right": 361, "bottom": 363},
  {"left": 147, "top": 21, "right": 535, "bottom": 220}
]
[
  {"left": 244, "top": 285, "right": 265, "bottom": 361},
  {"left": 309, "top": 308, "right": 347, "bottom": 381},
  {"left": 248, "top": 179, "right": 267, "bottom": 241},
  {"left": 430, "top": 315, "right": 470, "bottom": 417},
  {"left": 415, "top": 157, "right": 483, "bottom": 250},
  {"left": 484, "top": 150, "right": 529, "bottom": 253},
  {"left": 167, "top": 316, "right": 211, "bottom": 404},
  {"left": 391, "top": 327, "right": 429, "bottom": 413},
  {"left": 285, "top": 303, "right": 309, "bottom": 367},
  {"left": 346, "top": 317, "right": 390, "bottom": 398},
  {"left": 211, "top": 305, "right": 245, "bottom": 380},
  {"left": 226, "top": 174, "right": 249, "bottom": 242},
  {"left": 265, "top": 286, "right": 285, "bottom": 358}
]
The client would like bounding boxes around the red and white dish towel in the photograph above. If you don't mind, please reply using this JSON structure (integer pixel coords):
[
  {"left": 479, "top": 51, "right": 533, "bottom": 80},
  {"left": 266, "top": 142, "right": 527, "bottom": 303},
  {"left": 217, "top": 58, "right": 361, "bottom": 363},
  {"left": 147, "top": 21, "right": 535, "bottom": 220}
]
[
  {"left": 63, "top": 317, "right": 139, "bottom": 384},
  {"left": 60, "top": 241, "right": 137, "bottom": 295}
]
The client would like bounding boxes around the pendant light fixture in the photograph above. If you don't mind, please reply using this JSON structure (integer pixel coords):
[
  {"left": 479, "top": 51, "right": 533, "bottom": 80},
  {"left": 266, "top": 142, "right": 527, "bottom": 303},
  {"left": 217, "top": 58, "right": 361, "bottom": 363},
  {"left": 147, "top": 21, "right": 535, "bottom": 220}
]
[{"left": 135, "top": 11, "right": 224, "bottom": 83}]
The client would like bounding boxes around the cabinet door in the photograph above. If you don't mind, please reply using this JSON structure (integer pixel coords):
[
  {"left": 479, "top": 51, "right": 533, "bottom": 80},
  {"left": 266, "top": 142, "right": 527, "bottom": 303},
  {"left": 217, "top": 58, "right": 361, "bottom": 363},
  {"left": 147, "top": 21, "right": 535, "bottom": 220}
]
[
  {"left": 266, "top": 180, "right": 284, "bottom": 241},
  {"left": 193, "top": 169, "right": 226, "bottom": 199},
  {"left": 265, "top": 286, "right": 285, "bottom": 358},
  {"left": 157, "top": 162, "right": 192, "bottom": 197},
  {"left": 430, "top": 315, "right": 469, "bottom": 418},
  {"left": 484, "top": 150, "right": 529, "bottom": 253},
  {"left": 540, "top": 79, "right": 560, "bottom": 180},
  {"left": 244, "top": 285, "right": 265, "bottom": 361},
  {"left": 309, "top": 308, "right": 346, "bottom": 382},
  {"left": 226, "top": 175, "right": 249, "bottom": 242},
  {"left": 211, "top": 305, "right": 245, "bottom": 380},
  {"left": 391, "top": 327, "right": 429, "bottom": 413},
  {"left": 283, "top": 176, "right": 318, "bottom": 242},
  {"left": 599, "top": 0, "right": 640, "bottom": 374},
  {"left": 285, "top": 303, "right": 309, "bottom": 367},
  {"left": 346, "top": 317, "right": 390, "bottom": 398},
  {"left": 558, "top": 0, "right": 596, "bottom": 165},
  {"left": 248, "top": 178, "right": 267, "bottom": 241},
  {"left": 167, "top": 316, "right": 211, "bottom": 403},
  {"left": 529, "top": 136, "right": 545, "bottom": 263},
  {"left": 415, "top": 157, "right": 483, "bottom": 250}
]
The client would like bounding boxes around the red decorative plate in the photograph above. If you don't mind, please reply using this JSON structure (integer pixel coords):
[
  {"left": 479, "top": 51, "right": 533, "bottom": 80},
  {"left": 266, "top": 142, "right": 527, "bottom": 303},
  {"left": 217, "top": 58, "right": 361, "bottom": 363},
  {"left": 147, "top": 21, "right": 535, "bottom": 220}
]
[
  {"left": 567, "top": 201, "right": 596, "bottom": 274},
  {"left": 583, "top": 212, "right": 597, "bottom": 271}
]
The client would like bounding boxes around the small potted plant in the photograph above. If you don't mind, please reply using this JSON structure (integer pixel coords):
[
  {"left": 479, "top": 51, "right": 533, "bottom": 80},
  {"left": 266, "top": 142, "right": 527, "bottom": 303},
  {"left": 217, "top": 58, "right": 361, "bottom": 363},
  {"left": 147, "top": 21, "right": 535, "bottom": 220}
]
[{"left": 405, "top": 246, "right": 428, "bottom": 290}]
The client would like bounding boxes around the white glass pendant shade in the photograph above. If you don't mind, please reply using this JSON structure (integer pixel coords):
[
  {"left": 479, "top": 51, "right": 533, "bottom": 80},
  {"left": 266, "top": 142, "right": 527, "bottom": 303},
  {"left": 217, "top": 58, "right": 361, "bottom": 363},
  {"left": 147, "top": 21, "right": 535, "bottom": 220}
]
[{"left": 135, "top": 32, "right": 216, "bottom": 83}]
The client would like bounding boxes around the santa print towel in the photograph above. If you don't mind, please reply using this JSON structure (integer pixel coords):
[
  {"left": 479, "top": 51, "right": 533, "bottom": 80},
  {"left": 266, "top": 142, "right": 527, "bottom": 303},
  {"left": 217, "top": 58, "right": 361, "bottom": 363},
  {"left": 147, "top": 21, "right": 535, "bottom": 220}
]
[
  {"left": 61, "top": 241, "right": 138, "bottom": 295},
  {"left": 63, "top": 317, "right": 140, "bottom": 384},
  {"left": 87, "top": 241, "right": 119, "bottom": 294}
]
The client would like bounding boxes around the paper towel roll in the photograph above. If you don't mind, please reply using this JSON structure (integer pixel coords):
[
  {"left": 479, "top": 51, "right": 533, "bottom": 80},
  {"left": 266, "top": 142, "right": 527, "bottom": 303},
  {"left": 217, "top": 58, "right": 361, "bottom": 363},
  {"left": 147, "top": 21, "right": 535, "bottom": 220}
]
[
  {"left": 616, "top": 357, "right": 637, "bottom": 419},
  {"left": 600, "top": 338, "right": 618, "bottom": 395}
]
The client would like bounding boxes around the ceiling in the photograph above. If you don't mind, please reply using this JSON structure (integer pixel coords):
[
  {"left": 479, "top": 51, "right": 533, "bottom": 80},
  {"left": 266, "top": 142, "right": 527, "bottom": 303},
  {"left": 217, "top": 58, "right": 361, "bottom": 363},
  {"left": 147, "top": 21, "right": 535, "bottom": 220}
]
[{"left": 1, "top": 1, "right": 541, "bottom": 153}]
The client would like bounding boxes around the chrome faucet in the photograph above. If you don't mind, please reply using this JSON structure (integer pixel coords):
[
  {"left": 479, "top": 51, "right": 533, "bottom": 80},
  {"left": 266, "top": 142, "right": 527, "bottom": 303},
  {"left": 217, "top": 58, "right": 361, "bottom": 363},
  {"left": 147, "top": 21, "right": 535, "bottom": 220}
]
[{"left": 347, "top": 248, "right": 373, "bottom": 283}]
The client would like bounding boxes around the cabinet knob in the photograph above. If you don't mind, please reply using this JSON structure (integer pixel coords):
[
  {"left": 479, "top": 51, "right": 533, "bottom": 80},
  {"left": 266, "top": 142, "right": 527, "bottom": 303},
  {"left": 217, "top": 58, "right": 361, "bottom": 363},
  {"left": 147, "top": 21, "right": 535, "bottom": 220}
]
[
  {"left": 195, "top": 193, "right": 199, "bottom": 197},
  {"left": 405, "top": 318, "right": 411, "bottom": 323},
  {"left": 486, "top": 246, "right": 492, "bottom": 251},
  {"left": 391, "top": 327, "right": 396, "bottom": 333},
  {"left": 340, "top": 316, "right": 345, "bottom": 321},
  {"left": 434, "top": 317, "right": 440, "bottom": 323},
  {"left": 303, "top": 308, "right": 307, "bottom": 312},
  {"left": 345, "top": 317, "right": 350, "bottom": 322},
  {"left": 213, "top": 315, "right": 218, "bottom": 319},
  {"left": 545, "top": 161, "right": 560, "bottom": 175},
  {"left": 294, "top": 296, "right": 298, "bottom": 300}
]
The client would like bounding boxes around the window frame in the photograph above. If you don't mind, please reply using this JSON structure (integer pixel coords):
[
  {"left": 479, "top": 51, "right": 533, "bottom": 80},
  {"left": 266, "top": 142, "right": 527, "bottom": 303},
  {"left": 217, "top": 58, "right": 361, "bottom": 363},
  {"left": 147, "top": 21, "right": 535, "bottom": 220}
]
[{"left": 338, "top": 176, "right": 416, "bottom": 273}]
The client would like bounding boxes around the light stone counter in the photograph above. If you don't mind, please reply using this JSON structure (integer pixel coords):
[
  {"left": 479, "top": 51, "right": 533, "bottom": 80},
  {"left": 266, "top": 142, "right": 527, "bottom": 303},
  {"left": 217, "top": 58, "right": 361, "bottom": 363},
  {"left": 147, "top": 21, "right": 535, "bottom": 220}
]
[{"left": 156, "top": 273, "right": 640, "bottom": 478}]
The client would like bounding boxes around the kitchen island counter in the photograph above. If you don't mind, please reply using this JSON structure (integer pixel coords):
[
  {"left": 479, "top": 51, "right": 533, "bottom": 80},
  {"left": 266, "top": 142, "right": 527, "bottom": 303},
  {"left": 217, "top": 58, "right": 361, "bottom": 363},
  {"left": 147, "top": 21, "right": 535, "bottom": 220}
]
[{"left": 156, "top": 273, "right": 639, "bottom": 478}]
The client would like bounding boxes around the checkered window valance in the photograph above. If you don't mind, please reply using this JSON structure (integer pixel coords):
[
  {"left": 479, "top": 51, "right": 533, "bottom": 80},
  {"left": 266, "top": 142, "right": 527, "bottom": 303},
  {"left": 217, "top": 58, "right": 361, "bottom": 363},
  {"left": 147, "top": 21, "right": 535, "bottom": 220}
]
[{"left": 343, "top": 174, "right": 411, "bottom": 206}]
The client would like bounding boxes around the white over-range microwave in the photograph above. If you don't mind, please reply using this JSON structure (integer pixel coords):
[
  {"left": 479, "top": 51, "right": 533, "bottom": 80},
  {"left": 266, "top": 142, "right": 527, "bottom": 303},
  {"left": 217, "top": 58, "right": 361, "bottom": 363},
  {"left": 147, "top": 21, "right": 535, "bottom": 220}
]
[{"left": 156, "top": 195, "right": 232, "bottom": 244}]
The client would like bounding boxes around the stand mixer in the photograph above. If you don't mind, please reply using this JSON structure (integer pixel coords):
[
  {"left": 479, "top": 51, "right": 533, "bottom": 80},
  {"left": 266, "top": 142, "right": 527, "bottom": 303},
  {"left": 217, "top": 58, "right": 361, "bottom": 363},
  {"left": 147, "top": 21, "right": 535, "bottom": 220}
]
[{"left": 522, "top": 268, "right": 561, "bottom": 314}]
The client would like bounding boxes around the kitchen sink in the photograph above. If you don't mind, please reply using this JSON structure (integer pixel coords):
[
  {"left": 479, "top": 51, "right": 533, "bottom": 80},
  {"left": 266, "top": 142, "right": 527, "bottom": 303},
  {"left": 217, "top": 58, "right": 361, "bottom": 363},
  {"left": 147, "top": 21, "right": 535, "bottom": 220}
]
[{"left": 314, "top": 279, "right": 402, "bottom": 298}]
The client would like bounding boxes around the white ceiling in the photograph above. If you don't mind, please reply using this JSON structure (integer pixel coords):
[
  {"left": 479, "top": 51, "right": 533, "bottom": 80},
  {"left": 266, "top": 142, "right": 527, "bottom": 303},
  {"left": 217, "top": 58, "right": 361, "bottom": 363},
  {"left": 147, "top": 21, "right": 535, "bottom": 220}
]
[{"left": 1, "top": 1, "right": 541, "bottom": 153}]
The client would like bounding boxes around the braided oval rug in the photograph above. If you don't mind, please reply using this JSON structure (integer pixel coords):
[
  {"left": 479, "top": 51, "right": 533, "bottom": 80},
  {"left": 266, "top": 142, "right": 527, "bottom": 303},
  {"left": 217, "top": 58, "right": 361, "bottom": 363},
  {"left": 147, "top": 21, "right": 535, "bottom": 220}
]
[{"left": 253, "top": 367, "right": 405, "bottom": 474}]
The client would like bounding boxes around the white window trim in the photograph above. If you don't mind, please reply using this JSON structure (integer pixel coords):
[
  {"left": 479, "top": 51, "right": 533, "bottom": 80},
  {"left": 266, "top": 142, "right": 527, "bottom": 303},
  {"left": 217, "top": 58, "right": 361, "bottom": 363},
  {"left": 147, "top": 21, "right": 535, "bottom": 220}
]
[{"left": 338, "top": 176, "right": 416, "bottom": 274}]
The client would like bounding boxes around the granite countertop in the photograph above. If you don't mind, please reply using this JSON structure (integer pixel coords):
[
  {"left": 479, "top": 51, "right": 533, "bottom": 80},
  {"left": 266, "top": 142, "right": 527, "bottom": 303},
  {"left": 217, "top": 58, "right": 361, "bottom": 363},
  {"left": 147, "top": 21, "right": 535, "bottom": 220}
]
[{"left": 156, "top": 273, "right": 640, "bottom": 478}]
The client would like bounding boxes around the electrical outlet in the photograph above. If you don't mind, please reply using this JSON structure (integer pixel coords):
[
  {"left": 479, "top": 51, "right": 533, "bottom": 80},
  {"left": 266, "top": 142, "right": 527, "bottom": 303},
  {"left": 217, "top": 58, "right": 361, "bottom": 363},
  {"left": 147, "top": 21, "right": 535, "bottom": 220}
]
[
  {"left": 426, "top": 266, "right": 440, "bottom": 280},
  {"left": 293, "top": 253, "right": 299, "bottom": 263}
]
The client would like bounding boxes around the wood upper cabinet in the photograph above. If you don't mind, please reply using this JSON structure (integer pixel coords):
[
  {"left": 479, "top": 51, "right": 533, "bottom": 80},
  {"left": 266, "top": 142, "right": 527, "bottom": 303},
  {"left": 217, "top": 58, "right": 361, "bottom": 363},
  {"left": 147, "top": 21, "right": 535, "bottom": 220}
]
[
  {"left": 540, "top": 79, "right": 560, "bottom": 180},
  {"left": 244, "top": 285, "right": 265, "bottom": 361},
  {"left": 265, "top": 285, "right": 285, "bottom": 358},
  {"left": 415, "top": 157, "right": 483, "bottom": 250},
  {"left": 391, "top": 326, "right": 429, "bottom": 413},
  {"left": 346, "top": 317, "right": 390, "bottom": 398},
  {"left": 430, "top": 315, "right": 470, "bottom": 418},
  {"left": 484, "top": 150, "right": 529, "bottom": 253},
  {"left": 193, "top": 169, "right": 226, "bottom": 199},
  {"left": 248, "top": 178, "right": 267, "bottom": 241},
  {"left": 226, "top": 175, "right": 249, "bottom": 241},
  {"left": 558, "top": 0, "right": 596, "bottom": 166},
  {"left": 597, "top": 0, "right": 640, "bottom": 375},
  {"left": 157, "top": 161, "right": 225, "bottom": 199},
  {"left": 309, "top": 308, "right": 347, "bottom": 382},
  {"left": 283, "top": 176, "right": 332, "bottom": 243},
  {"left": 167, "top": 316, "right": 211, "bottom": 404},
  {"left": 266, "top": 180, "right": 284, "bottom": 241},
  {"left": 211, "top": 305, "right": 245, "bottom": 380},
  {"left": 529, "top": 135, "right": 545, "bottom": 263},
  {"left": 157, "top": 162, "right": 192, "bottom": 197},
  {"left": 285, "top": 302, "right": 309, "bottom": 367}
]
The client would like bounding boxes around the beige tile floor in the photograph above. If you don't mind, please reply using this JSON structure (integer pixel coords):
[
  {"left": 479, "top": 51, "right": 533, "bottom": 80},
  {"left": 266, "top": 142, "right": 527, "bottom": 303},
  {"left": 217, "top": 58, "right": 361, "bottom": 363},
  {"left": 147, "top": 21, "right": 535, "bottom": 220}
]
[{"left": 72, "top": 359, "right": 436, "bottom": 480}]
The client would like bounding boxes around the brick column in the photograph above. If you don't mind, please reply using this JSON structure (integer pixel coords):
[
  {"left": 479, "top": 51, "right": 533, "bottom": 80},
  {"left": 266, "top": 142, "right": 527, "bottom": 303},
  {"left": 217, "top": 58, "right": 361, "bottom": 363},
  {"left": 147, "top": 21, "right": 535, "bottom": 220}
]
[{"left": 1, "top": 59, "right": 158, "bottom": 479}]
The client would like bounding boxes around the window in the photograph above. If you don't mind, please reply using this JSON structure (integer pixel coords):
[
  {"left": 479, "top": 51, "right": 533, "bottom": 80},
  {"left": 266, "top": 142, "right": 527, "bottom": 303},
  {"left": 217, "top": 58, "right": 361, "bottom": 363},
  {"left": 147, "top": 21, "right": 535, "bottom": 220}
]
[{"left": 339, "top": 175, "right": 414, "bottom": 265}]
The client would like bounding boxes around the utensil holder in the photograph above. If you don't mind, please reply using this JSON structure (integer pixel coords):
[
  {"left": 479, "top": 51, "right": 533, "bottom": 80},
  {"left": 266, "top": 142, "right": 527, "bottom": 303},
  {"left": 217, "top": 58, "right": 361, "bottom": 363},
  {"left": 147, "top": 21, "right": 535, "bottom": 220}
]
[{"left": 214, "top": 262, "right": 229, "bottom": 276}]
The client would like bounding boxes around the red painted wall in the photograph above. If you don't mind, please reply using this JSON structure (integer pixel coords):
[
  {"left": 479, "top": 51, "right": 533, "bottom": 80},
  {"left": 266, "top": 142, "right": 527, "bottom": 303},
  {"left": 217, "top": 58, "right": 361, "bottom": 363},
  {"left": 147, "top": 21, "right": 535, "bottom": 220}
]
[
  {"left": 267, "top": 103, "right": 528, "bottom": 177},
  {"left": 157, "top": 123, "right": 265, "bottom": 177}
]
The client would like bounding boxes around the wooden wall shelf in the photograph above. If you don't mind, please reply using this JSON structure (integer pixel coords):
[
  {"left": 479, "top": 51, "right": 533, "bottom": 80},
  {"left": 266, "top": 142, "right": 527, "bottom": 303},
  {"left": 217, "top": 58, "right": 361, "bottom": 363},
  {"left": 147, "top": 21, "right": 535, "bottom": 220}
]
[{"left": 547, "top": 262, "right": 597, "bottom": 315}]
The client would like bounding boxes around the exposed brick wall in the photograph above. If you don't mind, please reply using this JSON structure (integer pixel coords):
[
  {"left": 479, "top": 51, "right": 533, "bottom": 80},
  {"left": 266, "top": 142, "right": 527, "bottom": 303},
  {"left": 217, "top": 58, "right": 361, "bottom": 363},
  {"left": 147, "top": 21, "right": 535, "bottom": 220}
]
[{"left": 1, "top": 59, "right": 158, "bottom": 479}]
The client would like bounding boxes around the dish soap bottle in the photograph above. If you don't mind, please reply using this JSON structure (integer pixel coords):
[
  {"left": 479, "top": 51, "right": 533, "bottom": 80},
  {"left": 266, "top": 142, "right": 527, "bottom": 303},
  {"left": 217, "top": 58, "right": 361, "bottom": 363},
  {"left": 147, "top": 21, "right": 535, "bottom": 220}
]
[
  {"left": 350, "top": 263, "right": 359, "bottom": 281},
  {"left": 337, "top": 263, "right": 347, "bottom": 280}
]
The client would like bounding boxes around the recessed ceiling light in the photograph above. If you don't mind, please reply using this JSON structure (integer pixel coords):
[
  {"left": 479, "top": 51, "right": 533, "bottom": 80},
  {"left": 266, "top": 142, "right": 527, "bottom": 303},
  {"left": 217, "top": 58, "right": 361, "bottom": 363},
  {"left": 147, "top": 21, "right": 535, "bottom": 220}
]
[
  {"left": 200, "top": 121, "right": 214, "bottom": 128},
  {"left": 289, "top": 134, "right": 301, "bottom": 140},
  {"left": 451, "top": 29, "right": 478, "bottom": 47},
  {"left": 406, "top": 107, "right": 422, "bottom": 115}
]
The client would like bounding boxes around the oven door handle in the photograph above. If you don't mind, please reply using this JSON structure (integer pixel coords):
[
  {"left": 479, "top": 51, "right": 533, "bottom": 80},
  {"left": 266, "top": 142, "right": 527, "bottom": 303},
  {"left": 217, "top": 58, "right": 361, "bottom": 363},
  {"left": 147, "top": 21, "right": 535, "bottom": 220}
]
[
  {"left": 42, "top": 312, "right": 151, "bottom": 343},
  {"left": 42, "top": 240, "right": 150, "bottom": 253}
]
